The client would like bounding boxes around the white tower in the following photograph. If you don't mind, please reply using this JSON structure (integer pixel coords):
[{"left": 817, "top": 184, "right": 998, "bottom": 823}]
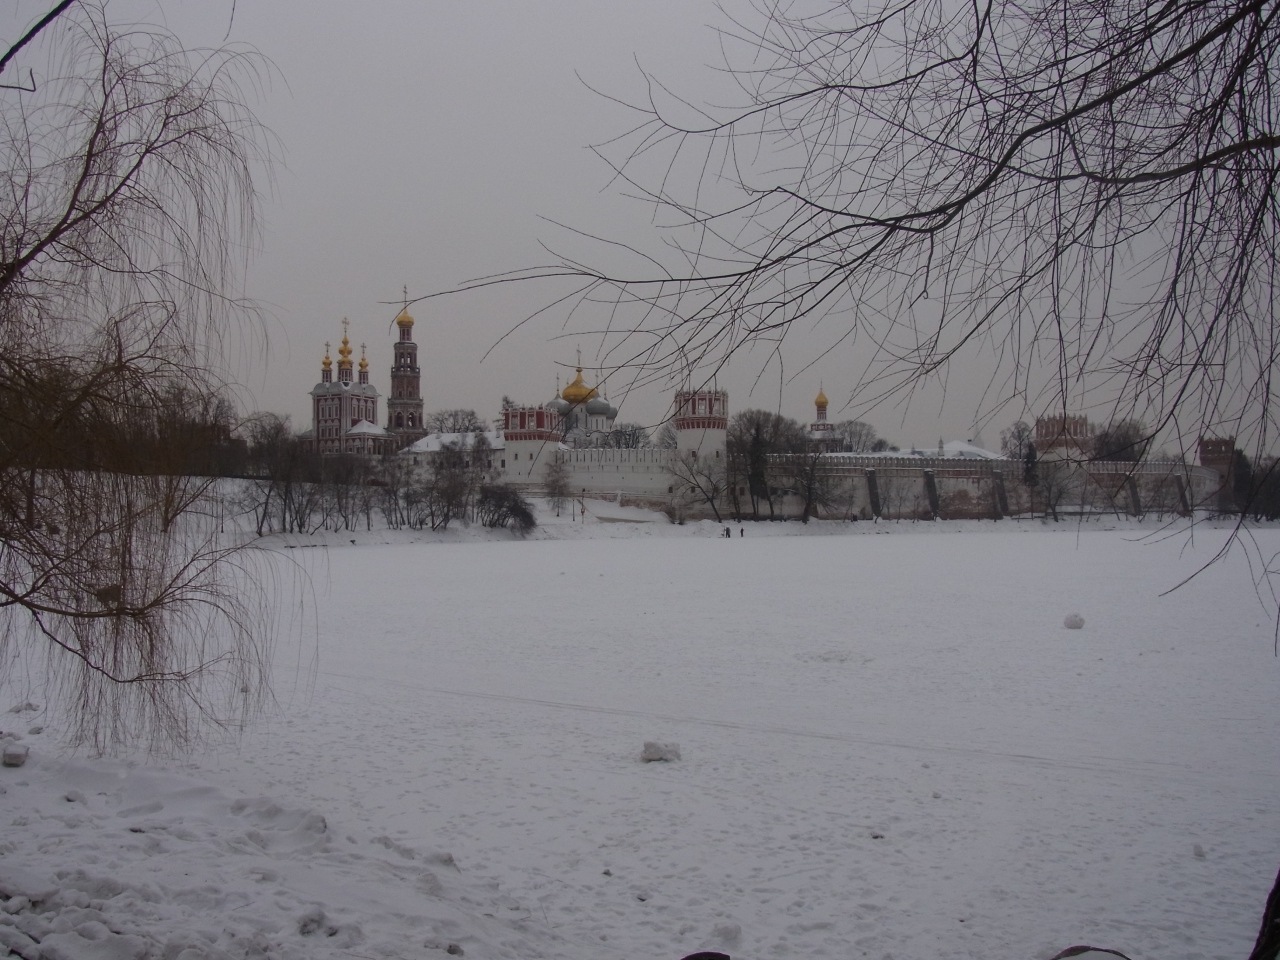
[{"left": 673, "top": 387, "right": 728, "bottom": 463}]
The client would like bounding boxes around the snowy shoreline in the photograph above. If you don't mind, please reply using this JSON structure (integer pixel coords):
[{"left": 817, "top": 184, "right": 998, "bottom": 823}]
[{"left": 3, "top": 522, "right": 1278, "bottom": 960}]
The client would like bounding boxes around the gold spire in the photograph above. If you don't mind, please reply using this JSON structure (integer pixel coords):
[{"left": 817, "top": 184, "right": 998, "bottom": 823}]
[
  {"left": 815, "top": 384, "right": 829, "bottom": 408},
  {"left": 338, "top": 318, "right": 353, "bottom": 367},
  {"left": 359, "top": 342, "right": 368, "bottom": 372},
  {"left": 322, "top": 341, "right": 331, "bottom": 371}
]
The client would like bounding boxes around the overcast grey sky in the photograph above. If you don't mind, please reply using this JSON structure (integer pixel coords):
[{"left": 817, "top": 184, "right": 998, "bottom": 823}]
[{"left": 5, "top": 1, "right": 1008, "bottom": 449}]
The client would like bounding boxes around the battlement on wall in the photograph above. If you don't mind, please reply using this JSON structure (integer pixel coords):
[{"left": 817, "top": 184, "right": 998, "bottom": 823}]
[
  {"left": 1035, "top": 415, "right": 1091, "bottom": 455},
  {"left": 673, "top": 388, "right": 728, "bottom": 431}
]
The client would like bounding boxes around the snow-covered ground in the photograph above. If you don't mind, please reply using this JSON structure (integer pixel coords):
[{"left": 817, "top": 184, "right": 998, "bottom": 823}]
[{"left": 2, "top": 512, "right": 1279, "bottom": 960}]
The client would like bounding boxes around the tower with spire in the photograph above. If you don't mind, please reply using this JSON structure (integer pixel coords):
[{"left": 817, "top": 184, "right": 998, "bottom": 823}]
[
  {"left": 808, "top": 385, "right": 840, "bottom": 452},
  {"left": 386, "top": 294, "right": 425, "bottom": 446}
]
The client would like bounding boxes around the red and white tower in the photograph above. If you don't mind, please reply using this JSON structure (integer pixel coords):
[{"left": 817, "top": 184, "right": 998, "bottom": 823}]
[
  {"left": 674, "top": 386, "right": 728, "bottom": 462},
  {"left": 386, "top": 304, "right": 425, "bottom": 446}
]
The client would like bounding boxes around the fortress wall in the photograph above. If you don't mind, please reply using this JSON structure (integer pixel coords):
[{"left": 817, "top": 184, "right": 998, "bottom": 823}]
[
  {"left": 504, "top": 443, "right": 1225, "bottom": 521},
  {"left": 765, "top": 457, "right": 1223, "bottom": 521}
]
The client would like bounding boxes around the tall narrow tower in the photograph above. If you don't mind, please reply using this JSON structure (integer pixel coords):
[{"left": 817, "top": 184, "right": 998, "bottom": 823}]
[{"left": 387, "top": 302, "right": 425, "bottom": 446}]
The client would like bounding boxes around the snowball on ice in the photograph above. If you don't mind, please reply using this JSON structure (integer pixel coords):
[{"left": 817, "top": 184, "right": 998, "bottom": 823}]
[
  {"left": 641, "top": 741, "right": 681, "bottom": 762},
  {"left": 1064, "top": 612, "right": 1085, "bottom": 629},
  {"left": 1, "top": 741, "right": 28, "bottom": 767}
]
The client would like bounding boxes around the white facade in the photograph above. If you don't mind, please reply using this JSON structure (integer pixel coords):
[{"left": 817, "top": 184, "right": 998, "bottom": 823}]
[{"left": 496, "top": 382, "right": 728, "bottom": 504}]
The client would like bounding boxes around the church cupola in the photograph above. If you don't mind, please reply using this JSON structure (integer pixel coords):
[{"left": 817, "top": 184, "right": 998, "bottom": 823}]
[
  {"left": 396, "top": 305, "right": 414, "bottom": 341},
  {"left": 358, "top": 343, "right": 369, "bottom": 384},
  {"left": 337, "top": 318, "right": 354, "bottom": 384},
  {"left": 808, "top": 384, "right": 838, "bottom": 451},
  {"left": 321, "top": 342, "right": 332, "bottom": 383}
]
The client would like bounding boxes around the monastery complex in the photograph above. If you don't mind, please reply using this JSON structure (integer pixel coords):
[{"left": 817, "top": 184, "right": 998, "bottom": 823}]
[{"left": 300, "top": 310, "right": 1230, "bottom": 520}]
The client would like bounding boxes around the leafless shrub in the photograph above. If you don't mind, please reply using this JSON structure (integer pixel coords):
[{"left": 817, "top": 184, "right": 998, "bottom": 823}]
[{"left": 667, "top": 451, "right": 728, "bottom": 522}]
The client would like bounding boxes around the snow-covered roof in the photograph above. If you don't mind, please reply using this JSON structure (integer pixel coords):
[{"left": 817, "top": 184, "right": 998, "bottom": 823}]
[
  {"left": 400, "top": 430, "right": 506, "bottom": 454},
  {"left": 347, "top": 419, "right": 390, "bottom": 437},
  {"left": 823, "top": 440, "right": 1005, "bottom": 459},
  {"left": 939, "top": 440, "right": 1003, "bottom": 460}
]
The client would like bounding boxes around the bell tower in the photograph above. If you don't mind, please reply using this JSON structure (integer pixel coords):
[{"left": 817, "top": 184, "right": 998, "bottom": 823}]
[{"left": 387, "top": 291, "right": 425, "bottom": 446}]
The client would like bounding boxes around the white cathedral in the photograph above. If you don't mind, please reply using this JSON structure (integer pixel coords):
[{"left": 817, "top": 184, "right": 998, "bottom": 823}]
[{"left": 301, "top": 308, "right": 729, "bottom": 502}]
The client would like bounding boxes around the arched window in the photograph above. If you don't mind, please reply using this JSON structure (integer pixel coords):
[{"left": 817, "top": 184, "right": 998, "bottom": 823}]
[{"left": 395, "top": 413, "right": 404, "bottom": 428}]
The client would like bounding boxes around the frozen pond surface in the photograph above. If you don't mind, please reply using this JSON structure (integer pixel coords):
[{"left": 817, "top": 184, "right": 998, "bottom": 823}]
[{"left": 3, "top": 519, "right": 1278, "bottom": 960}]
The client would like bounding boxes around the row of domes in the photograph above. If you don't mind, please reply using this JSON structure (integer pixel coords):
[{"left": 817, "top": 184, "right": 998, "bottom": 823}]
[{"left": 548, "top": 367, "right": 618, "bottom": 418}]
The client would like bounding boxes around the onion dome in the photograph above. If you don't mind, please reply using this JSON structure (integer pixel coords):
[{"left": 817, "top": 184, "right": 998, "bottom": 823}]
[
  {"left": 815, "top": 386, "right": 829, "bottom": 408},
  {"left": 395, "top": 308, "right": 414, "bottom": 329},
  {"left": 586, "top": 395, "right": 612, "bottom": 416},
  {"left": 322, "top": 342, "right": 332, "bottom": 371},
  {"left": 337, "top": 320, "right": 353, "bottom": 367},
  {"left": 359, "top": 343, "right": 369, "bottom": 373},
  {"left": 545, "top": 376, "right": 570, "bottom": 414},
  {"left": 561, "top": 367, "right": 598, "bottom": 404}
]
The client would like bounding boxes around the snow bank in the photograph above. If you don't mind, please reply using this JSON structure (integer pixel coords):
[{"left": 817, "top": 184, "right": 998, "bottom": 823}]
[{"left": 0, "top": 747, "right": 580, "bottom": 959}]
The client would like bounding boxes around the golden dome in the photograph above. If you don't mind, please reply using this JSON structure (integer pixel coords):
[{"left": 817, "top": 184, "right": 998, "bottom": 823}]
[
  {"left": 337, "top": 320, "right": 353, "bottom": 366},
  {"left": 395, "top": 309, "right": 414, "bottom": 329},
  {"left": 322, "top": 342, "right": 331, "bottom": 371},
  {"left": 561, "top": 367, "right": 598, "bottom": 404},
  {"left": 359, "top": 343, "right": 368, "bottom": 372},
  {"left": 815, "top": 386, "right": 829, "bottom": 407}
]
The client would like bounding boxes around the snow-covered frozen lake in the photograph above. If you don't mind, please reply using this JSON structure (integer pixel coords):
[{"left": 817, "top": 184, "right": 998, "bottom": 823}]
[{"left": 3, "top": 517, "right": 1279, "bottom": 960}]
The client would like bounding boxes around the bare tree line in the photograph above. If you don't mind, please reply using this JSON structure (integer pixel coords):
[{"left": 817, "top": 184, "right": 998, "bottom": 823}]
[{"left": 242, "top": 419, "right": 534, "bottom": 536}]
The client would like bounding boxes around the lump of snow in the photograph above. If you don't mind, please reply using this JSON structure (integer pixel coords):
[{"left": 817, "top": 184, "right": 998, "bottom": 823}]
[
  {"left": 6, "top": 701, "right": 37, "bottom": 714},
  {"left": 0, "top": 864, "right": 57, "bottom": 903},
  {"left": 38, "top": 929, "right": 150, "bottom": 960},
  {"left": 2, "top": 742, "right": 28, "bottom": 767},
  {"left": 0, "top": 925, "right": 41, "bottom": 958},
  {"left": 641, "top": 741, "right": 681, "bottom": 762},
  {"left": 1193, "top": 843, "right": 1207, "bottom": 859},
  {"left": 297, "top": 906, "right": 327, "bottom": 936},
  {"left": 1063, "top": 613, "right": 1085, "bottom": 629}
]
